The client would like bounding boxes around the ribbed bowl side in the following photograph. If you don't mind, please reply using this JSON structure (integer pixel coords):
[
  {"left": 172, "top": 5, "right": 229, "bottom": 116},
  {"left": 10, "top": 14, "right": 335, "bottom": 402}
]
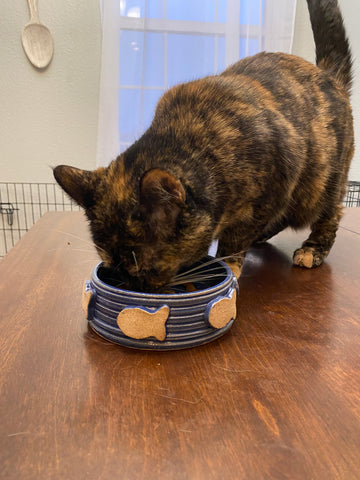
[{"left": 88, "top": 258, "right": 237, "bottom": 350}]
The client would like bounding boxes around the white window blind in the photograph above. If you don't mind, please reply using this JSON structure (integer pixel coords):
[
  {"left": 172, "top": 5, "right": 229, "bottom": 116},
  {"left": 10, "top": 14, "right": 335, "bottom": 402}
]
[{"left": 97, "top": 0, "right": 297, "bottom": 166}]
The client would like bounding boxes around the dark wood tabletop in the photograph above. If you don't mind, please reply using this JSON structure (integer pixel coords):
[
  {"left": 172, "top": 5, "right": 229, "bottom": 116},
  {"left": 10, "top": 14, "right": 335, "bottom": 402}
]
[{"left": 1, "top": 209, "right": 360, "bottom": 480}]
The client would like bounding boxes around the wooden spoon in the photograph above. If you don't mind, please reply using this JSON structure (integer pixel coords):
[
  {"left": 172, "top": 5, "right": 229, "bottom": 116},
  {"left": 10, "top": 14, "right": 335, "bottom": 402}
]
[{"left": 22, "top": 0, "right": 54, "bottom": 69}]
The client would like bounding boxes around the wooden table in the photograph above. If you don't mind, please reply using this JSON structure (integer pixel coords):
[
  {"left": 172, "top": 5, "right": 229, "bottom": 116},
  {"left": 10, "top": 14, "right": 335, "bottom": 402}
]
[{"left": 1, "top": 210, "right": 360, "bottom": 480}]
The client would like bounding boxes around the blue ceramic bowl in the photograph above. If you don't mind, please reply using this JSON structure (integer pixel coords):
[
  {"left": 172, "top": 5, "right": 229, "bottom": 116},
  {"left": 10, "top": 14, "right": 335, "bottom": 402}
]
[{"left": 83, "top": 256, "right": 238, "bottom": 350}]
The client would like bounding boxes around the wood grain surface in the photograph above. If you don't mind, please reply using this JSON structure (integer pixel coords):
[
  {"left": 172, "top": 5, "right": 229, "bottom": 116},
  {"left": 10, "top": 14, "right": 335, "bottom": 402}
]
[{"left": 1, "top": 210, "right": 360, "bottom": 480}]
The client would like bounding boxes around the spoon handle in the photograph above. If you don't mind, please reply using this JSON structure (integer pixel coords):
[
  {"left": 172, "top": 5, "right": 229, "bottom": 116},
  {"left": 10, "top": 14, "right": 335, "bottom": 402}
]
[{"left": 27, "top": 0, "right": 40, "bottom": 24}]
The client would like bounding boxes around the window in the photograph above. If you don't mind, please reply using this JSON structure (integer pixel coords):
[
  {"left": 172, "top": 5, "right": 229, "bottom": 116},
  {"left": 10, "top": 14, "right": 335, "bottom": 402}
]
[{"left": 97, "top": 0, "right": 297, "bottom": 165}]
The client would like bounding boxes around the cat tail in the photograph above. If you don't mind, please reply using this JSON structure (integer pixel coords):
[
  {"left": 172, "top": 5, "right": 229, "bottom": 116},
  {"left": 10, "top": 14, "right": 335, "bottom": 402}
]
[{"left": 306, "top": 0, "right": 352, "bottom": 93}]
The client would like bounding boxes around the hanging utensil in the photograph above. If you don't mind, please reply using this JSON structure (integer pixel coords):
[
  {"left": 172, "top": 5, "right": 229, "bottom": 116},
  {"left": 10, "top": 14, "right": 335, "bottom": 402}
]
[{"left": 22, "top": 0, "right": 54, "bottom": 69}]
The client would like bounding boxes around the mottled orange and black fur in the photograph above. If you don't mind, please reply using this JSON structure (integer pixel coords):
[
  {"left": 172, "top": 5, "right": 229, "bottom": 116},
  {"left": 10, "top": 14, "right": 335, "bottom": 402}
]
[{"left": 54, "top": 0, "right": 353, "bottom": 291}]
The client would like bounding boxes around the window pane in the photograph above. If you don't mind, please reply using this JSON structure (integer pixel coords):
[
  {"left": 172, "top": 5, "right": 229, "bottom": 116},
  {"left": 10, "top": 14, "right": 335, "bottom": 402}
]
[
  {"left": 240, "top": 0, "right": 264, "bottom": 26},
  {"left": 166, "top": 0, "right": 216, "bottom": 22},
  {"left": 217, "top": 0, "right": 227, "bottom": 23},
  {"left": 119, "top": 0, "right": 264, "bottom": 24},
  {"left": 147, "top": 0, "right": 164, "bottom": 19},
  {"left": 120, "top": 31, "right": 164, "bottom": 87},
  {"left": 119, "top": 89, "right": 141, "bottom": 142},
  {"left": 119, "top": 30, "right": 143, "bottom": 86},
  {"left": 239, "top": 38, "right": 259, "bottom": 59},
  {"left": 119, "top": 88, "right": 165, "bottom": 143},
  {"left": 120, "top": 0, "right": 145, "bottom": 18},
  {"left": 217, "top": 36, "right": 226, "bottom": 73},
  {"left": 142, "top": 89, "right": 164, "bottom": 129},
  {"left": 144, "top": 33, "right": 165, "bottom": 87},
  {"left": 167, "top": 34, "right": 215, "bottom": 87}
]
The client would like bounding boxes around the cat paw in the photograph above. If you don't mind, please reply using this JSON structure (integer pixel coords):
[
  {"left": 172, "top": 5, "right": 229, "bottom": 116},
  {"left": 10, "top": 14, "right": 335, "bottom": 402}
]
[{"left": 293, "top": 247, "right": 324, "bottom": 268}]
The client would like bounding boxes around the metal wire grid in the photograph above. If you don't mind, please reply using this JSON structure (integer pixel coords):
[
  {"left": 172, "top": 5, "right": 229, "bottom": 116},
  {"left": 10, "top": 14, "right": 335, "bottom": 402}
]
[
  {"left": 0, "top": 182, "right": 80, "bottom": 258},
  {"left": 0, "top": 181, "right": 359, "bottom": 258},
  {"left": 343, "top": 181, "right": 360, "bottom": 207}
]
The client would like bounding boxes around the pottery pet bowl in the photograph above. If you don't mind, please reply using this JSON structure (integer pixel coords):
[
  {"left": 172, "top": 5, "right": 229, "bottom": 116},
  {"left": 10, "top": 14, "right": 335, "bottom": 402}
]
[{"left": 83, "top": 256, "right": 238, "bottom": 350}]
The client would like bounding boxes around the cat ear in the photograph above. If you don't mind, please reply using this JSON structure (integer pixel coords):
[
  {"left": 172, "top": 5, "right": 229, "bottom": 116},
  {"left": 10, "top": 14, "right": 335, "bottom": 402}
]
[
  {"left": 53, "top": 165, "right": 96, "bottom": 209},
  {"left": 140, "top": 169, "right": 186, "bottom": 238}
]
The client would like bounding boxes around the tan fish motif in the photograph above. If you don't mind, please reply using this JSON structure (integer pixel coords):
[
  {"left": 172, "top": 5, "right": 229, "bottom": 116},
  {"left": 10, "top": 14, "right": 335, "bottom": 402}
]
[
  {"left": 206, "top": 288, "right": 237, "bottom": 329},
  {"left": 117, "top": 305, "right": 170, "bottom": 341}
]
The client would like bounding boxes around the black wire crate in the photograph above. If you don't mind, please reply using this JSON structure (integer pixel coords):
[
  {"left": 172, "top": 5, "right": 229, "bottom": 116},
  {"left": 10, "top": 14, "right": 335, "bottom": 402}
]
[
  {"left": 0, "top": 182, "right": 80, "bottom": 258},
  {"left": 343, "top": 181, "right": 360, "bottom": 207}
]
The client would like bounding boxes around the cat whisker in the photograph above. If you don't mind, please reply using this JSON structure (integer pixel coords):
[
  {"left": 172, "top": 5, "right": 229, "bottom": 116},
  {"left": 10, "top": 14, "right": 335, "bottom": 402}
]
[
  {"left": 132, "top": 251, "right": 139, "bottom": 276},
  {"left": 67, "top": 248, "right": 97, "bottom": 254},
  {"left": 54, "top": 229, "right": 104, "bottom": 253},
  {"left": 172, "top": 268, "right": 225, "bottom": 280},
  {"left": 113, "top": 259, "right": 125, "bottom": 271},
  {"left": 167, "top": 273, "right": 230, "bottom": 287},
  {"left": 172, "top": 253, "right": 244, "bottom": 280},
  {"left": 72, "top": 258, "right": 99, "bottom": 269},
  {"left": 172, "top": 260, "right": 220, "bottom": 280}
]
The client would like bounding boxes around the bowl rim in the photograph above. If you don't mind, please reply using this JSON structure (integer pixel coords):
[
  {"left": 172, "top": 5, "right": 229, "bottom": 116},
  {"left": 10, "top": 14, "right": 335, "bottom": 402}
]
[{"left": 91, "top": 256, "right": 235, "bottom": 301}]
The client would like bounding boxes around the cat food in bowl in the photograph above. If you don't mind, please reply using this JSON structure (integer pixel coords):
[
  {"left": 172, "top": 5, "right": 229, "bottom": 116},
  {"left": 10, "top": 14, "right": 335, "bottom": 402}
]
[{"left": 82, "top": 256, "right": 238, "bottom": 350}]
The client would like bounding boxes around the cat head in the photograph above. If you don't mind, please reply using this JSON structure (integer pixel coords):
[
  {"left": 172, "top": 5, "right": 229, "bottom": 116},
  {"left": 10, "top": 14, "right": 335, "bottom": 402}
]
[{"left": 53, "top": 160, "right": 213, "bottom": 291}]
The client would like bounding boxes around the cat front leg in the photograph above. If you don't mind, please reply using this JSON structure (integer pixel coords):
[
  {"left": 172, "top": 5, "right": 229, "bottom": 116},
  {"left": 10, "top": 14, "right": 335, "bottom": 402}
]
[
  {"left": 223, "top": 255, "right": 245, "bottom": 280},
  {"left": 217, "top": 228, "right": 249, "bottom": 280},
  {"left": 293, "top": 204, "right": 343, "bottom": 268},
  {"left": 254, "top": 218, "right": 289, "bottom": 244},
  {"left": 217, "top": 218, "right": 277, "bottom": 279}
]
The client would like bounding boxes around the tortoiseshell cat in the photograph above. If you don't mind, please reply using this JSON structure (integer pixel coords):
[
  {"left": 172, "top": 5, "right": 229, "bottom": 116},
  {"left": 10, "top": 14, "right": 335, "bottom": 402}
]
[{"left": 54, "top": 0, "right": 353, "bottom": 292}]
